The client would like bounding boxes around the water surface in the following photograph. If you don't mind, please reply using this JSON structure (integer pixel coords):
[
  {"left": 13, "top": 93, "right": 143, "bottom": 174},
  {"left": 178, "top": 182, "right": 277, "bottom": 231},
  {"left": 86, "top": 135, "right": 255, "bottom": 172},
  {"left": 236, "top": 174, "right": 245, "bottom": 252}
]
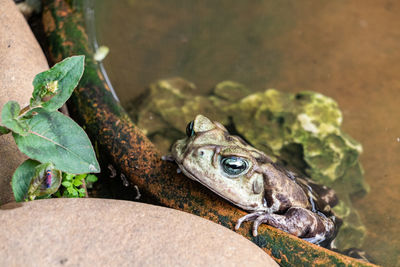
[{"left": 96, "top": 1, "right": 400, "bottom": 265}]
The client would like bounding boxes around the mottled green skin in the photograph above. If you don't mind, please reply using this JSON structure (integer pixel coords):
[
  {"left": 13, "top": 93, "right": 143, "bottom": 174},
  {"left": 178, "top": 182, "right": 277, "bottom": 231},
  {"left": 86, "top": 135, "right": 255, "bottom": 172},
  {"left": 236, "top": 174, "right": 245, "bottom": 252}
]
[{"left": 42, "top": 1, "right": 374, "bottom": 266}]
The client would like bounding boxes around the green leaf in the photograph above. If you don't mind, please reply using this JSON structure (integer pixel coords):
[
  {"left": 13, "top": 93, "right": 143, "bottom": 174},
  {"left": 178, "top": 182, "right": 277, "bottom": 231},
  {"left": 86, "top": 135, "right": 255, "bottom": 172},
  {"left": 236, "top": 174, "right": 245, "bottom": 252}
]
[
  {"left": 36, "top": 195, "right": 52, "bottom": 200},
  {"left": 67, "top": 187, "right": 77, "bottom": 196},
  {"left": 76, "top": 174, "right": 86, "bottom": 180},
  {"left": 31, "top": 56, "right": 85, "bottom": 111},
  {"left": 78, "top": 188, "right": 86, "bottom": 194},
  {"left": 62, "top": 181, "right": 72, "bottom": 187},
  {"left": 78, "top": 187, "right": 86, "bottom": 197},
  {"left": 1, "top": 101, "right": 29, "bottom": 135},
  {"left": 85, "top": 174, "right": 98, "bottom": 189},
  {"left": 86, "top": 174, "right": 98, "bottom": 183},
  {"left": 73, "top": 179, "right": 83, "bottom": 187},
  {"left": 13, "top": 108, "right": 100, "bottom": 174},
  {"left": 2, "top": 101, "right": 19, "bottom": 118},
  {"left": 0, "top": 125, "right": 10, "bottom": 135},
  {"left": 63, "top": 173, "right": 74, "bottom": 181},
  {"left": 27, "top": 163, "right": 62, "bottom": 200},
  {"left": 12, "top": 159, "right": 40, "bottom": 202}
]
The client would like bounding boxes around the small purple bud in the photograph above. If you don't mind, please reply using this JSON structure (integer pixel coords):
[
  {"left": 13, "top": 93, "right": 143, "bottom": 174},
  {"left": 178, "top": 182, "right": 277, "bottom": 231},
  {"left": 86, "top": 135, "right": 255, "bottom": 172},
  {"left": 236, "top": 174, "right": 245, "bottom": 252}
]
[{"left": 45, "top": 170, "right": 52, "bottom": 188}]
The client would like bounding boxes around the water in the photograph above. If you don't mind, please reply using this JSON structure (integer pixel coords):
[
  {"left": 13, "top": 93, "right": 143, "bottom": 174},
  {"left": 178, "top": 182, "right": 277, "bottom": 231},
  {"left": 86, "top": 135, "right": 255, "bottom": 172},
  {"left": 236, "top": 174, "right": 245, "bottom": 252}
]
[{"left": 95, "top": 0, "right": 400, "bottom": 265}]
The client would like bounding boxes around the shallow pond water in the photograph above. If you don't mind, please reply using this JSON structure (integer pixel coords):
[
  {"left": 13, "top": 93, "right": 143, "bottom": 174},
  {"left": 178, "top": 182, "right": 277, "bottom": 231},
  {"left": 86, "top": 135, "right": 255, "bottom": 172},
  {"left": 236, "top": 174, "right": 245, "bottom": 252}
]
[{"left": 95, "top": 0, "right": 400, "bottom": 265}]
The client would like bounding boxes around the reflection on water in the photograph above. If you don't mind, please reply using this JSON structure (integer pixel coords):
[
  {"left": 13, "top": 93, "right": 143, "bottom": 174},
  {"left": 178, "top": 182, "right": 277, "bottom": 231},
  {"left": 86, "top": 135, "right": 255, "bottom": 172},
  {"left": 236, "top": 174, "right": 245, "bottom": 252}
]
[{"left": 96, "top": 0, "right": 400, "bottom": 265}]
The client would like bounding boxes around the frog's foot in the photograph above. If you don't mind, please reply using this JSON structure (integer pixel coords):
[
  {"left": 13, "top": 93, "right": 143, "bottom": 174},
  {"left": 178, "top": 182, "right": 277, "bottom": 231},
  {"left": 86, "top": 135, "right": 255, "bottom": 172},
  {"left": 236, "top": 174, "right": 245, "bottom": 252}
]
[
  {"left": 235, "top": 211, "right": 265, "bottom": 235},
  {"left": 236, "top": 207, "right": 335, "bottom": 239},
  {"left": 252, "top": 214, "right": 274, "bottom": 237}
]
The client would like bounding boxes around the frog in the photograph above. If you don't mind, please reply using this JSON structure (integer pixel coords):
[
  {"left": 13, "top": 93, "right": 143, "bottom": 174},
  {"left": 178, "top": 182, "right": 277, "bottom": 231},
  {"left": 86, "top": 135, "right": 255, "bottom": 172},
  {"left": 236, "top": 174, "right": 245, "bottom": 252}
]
[{"left": 171, "top": 114, "right": 339, "bottom": 245}]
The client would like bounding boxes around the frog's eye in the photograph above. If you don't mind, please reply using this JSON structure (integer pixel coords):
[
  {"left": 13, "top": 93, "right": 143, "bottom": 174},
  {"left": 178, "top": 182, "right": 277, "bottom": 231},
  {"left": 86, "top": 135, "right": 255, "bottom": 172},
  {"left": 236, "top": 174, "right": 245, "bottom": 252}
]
[
  {"left": 220, "top": 156, "right": 249, "bottom": 177},
  {"left": 186, "top": 120, "right": 195, "bottom": 137}
]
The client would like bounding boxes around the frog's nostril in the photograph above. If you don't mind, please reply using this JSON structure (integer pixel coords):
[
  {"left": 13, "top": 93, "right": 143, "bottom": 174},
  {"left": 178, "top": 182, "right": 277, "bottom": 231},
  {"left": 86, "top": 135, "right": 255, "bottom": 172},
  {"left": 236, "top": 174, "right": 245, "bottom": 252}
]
[{"left": 198, "top": 150, "right": 205, "bottom": 156}]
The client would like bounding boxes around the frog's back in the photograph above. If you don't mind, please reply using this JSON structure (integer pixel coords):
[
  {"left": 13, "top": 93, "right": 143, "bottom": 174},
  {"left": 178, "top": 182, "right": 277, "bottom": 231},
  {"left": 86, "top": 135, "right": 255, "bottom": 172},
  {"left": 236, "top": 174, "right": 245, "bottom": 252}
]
[
  {"left": 262, "top": 162, "right": 311, "bottom": 213},
  {"left": 269, "top": 161, "right": 337, "bottom": 216}
]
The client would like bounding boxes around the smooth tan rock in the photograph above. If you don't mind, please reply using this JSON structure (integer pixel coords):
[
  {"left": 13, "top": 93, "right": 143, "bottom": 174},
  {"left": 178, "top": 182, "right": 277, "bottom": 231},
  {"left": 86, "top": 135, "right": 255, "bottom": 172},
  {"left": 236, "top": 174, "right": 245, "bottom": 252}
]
[
  {"left": 0, "top": 0, "right": 49, "bottom": 204},
  {"left": 0, "top": 198, "right": 278, "bottom": 266}
]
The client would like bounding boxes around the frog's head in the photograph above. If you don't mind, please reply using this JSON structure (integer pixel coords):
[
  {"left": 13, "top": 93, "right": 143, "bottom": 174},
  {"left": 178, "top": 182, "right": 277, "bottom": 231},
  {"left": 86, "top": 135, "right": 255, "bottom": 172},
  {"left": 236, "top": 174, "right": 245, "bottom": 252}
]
[{"left": 172, "top": 115, "right": 269, "bottom": 211}]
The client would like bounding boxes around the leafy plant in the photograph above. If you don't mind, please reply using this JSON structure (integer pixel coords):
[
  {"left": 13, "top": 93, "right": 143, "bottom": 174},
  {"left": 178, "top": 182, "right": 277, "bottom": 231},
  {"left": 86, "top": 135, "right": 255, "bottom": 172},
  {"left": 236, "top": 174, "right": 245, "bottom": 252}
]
[
  {"left": 1, "top": 56, "right": 100, "bottom": 201},
  {"left": 54, "top": 173, "right": 98, "bottom": 198}
]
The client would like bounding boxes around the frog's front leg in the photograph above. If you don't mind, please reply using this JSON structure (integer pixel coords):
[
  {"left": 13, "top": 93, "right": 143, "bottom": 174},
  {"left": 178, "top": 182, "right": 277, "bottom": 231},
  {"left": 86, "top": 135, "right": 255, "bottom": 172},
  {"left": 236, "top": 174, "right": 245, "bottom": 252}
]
[{"left": 236, "top": 207, "right": 335, "bottom": 244}]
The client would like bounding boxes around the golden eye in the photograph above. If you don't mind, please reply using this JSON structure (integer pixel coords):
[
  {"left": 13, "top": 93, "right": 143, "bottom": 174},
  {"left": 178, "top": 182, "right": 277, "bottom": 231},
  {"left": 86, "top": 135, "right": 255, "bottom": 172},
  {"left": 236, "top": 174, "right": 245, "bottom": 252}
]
[{"left": 220, "top": 156, "right": 248, "bottom": 177}]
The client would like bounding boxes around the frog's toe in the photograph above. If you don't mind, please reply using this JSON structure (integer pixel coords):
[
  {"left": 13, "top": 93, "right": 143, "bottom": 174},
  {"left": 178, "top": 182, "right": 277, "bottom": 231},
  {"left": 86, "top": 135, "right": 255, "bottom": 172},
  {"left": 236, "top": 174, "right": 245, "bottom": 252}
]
[
  {"left": 235, "top": 211, "right": 264, "bottom": 231},
  {"left": 252, "top": 214, "right": 270, "bottom": 236},
  {"left": 235, "top": 216, "right": 246, "bottom": 230},
  {"left": 252, "top": 227, "right": 259, "bottom": 237}
]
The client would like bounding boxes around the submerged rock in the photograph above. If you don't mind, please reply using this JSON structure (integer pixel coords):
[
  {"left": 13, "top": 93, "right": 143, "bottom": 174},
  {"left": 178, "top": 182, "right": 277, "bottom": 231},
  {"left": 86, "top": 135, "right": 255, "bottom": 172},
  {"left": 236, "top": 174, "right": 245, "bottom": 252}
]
[
  {"left": 126, "top": 77, "right": 368, "bottom": 250},
  {"left": 127, "top": 77, "right": 230, "bottom": 152}
]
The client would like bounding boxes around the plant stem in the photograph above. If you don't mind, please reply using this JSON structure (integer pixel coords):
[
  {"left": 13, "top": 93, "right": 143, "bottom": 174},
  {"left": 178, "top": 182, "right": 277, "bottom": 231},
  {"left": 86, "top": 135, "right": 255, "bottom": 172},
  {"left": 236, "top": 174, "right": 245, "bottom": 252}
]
[
  {"left": 81, "top": 178, "right": 88, "bottom": 198},
  {"left": 18, "top": 105, "right": 31, "bottom": 116}
]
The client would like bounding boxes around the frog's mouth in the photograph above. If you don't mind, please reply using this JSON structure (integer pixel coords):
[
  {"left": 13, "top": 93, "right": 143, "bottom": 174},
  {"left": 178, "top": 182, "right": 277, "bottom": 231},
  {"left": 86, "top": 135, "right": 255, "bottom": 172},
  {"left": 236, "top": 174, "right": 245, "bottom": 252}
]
[
  {"left": 176, "top": 162, "right": 262, "bottom": 212},
  {"left": 176, "top": 163, "right": 216, "bottom": 192},
  {"left": 174, "top": 162, "right": 204, "bottom": 185}
]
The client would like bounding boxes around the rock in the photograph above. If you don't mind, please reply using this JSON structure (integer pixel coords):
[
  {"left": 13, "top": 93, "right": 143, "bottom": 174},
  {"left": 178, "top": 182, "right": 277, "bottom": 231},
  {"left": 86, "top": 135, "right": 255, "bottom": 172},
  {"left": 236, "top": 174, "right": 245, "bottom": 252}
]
[
  {"left": 0, "top": 198, "right": 278, "bottom": 266},
  {"left": 127, "top": 77, "right": 229, "bottom": 152},
  {"left": 0, "top": 0, "right": 48, "bottom": 204},
  {"left": 213, "top": 81, "right": 251, "bottom": 101},
  {"left": 230, "top": 89, "right": 363, "bottom": 185}
]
